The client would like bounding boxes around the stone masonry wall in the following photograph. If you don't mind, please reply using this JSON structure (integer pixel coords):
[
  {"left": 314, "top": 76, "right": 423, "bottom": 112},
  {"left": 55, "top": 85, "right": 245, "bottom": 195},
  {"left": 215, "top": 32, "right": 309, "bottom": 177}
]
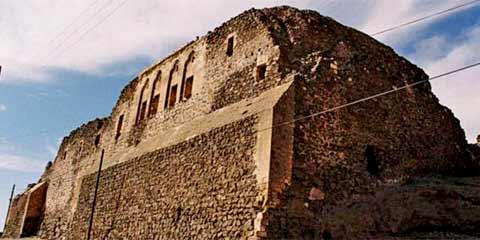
[
  {"left": 22, "top": 183, "right": 48, "bottom": 237},
  {"left": 36, "top": 11, "right": 286, "bottom": 239},
  {"left": 264, "top": 43, "right": 477, "bottom": 239},
  {"left": 69, "top": 117, "right": 261, "bottom": 239},
  {"left": 206, "top": 9, "right": 283, "bottom": 111},
  {"left": 40, "top": 119, "right": 105, "bottom": 239},
  {"left": 6, "top": 6, "right": 478, "bottom": 240},
  {"left": 2, "top": 193, "right": 28, "bottom": 238}
]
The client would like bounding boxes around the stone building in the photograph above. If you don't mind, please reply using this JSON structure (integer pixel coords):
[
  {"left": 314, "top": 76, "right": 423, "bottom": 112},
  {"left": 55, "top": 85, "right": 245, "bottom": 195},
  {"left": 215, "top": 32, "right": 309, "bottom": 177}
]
[{"left": 2, "top": 6, "right": 478, "bottom": 240}]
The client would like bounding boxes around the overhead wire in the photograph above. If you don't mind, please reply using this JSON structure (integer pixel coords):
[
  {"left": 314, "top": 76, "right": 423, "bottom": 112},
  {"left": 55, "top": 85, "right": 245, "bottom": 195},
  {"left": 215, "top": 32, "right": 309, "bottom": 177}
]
[
  {"left": 48, "top": 0, "right": 130, "bottom": 60},
  {"left": 259, "top": 61, "right": 480, "bottom": 132},
  {"left": 370, "top": 0, "right": 480, "bottom": 36},
  {"left": 5, "top": 61, "right": 480, "bottom": 141},
  {"left": 30, "top": 0, "right": 102, "bottom": 60},
  {"left": 3, "top": 0, "right": 480, "bottom": 141},
  {"left": 39, "top": 0, "right": 126, "bottom": 63}
]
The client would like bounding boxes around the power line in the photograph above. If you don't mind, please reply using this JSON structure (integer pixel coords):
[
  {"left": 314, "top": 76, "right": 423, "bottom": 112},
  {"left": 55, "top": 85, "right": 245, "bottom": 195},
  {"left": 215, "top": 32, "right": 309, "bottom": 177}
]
[
  {"left": 39, "top": 0, "right": 122, "bottom": 63},
  {"left": 36, "top": 0, "right": 478, "bottom": 68},
  {"left": 49, "top": 0, "right": 129, "bottom": 60},
  {"left": 370, "top": 0, "right": 480, "bottom": 36},
  {"left": 4, "top": 1, "right": 478, "bottom": 140},
  {"left": 260, "top": 61, "right": 480, "bottom": 132},
  {"left": 5, "top": 61, "right": 480, "bottom": 141},
  {"left": 31, "top": 0, "right": 102, "bottom": 60}
]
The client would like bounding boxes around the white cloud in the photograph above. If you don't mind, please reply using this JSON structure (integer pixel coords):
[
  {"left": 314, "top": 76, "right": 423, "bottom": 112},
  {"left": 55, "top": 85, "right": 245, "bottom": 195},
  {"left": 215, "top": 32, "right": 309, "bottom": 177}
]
[
  {"left": 0, "top": 137, "right": 47, "bottom": 172},
  {"left": 0, "top": 153, "right": 47, "bottom": 173},
  {"left": 0, "top": 0, "right": 477, "bottom": 140},
  {"left": 1, "top": 0, "right": 471, "bottom": 83},
  {"left": 0, "top": 0, "right": 317, "bottom": 83},
  {"left": 359, "top": 0, "right": 478, "bottom": 45},
  {"left": 0, "top": 104, "right": 6, "bottom": 112},
  {"left": 409, "top": 25, "right": 480, "bottom": 143}
]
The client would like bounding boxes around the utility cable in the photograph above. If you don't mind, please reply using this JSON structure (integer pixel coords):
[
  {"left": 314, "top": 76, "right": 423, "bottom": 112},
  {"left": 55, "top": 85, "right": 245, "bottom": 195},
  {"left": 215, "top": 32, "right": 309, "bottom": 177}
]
[
  {"left": 52, "top": 0, "right": 129, "bottom": 60},
  {"left": 4, "top": 1, "right": 479, "bottom": 140},
  {"left": 39, "top": 0, "right": 122, "bottom": 63},
  {"left": 260, "top": 61, "right": 480, "bottom": 132},
  {"left": 30, "top": 0, "right": 102, "bottom": 60},
  {"left": 370, "top": 0, "right": 480, "bottom": 36},
  {"left": 5, "top": 61, "right": 480, "bottom": 140}
]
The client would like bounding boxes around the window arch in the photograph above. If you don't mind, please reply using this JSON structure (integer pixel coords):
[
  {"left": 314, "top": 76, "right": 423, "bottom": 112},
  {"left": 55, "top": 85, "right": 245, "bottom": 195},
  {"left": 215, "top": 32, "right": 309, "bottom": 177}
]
[
  {"left": 135, "top": 79, "right": 149, "bottom": 124},
  {"left": 148, "top": 71, "right": 161, "bottom": 117},
  {"left": 165, "top": 61, "right": 180, "bottom": 109},
  {"left": 180, "top": 51, "right": 195, "bottom": 101}
]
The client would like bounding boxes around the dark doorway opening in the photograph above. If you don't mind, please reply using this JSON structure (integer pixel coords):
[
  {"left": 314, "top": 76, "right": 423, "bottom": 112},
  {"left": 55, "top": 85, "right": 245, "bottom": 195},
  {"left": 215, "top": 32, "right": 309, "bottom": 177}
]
[
  {"left": 365, "top": 145, "right": 379, "bottom": 176},
  {"left": 21, "top": 183, "right": 48, "bottom": 237}
]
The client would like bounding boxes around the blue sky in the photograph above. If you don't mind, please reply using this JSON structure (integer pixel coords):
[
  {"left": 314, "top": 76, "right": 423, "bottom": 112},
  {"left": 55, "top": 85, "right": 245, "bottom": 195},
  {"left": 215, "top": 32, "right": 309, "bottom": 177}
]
[{"left": 1, "top": 0, "right": 480, "bottom": 231}]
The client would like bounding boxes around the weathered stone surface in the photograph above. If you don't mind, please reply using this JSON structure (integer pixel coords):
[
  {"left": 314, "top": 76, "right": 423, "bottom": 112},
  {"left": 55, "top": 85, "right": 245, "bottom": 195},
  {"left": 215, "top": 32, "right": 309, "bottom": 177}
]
[
  {"left": 3, "top": 6, "right": 479, "bottom": 240},
  {"left": 319, "top": 177, "right": 480, "bottom": 239},
  {"left": 2, "top": 193, "right": 29, "bottom": 238},
  {"left": 2, "top": 183, "right": 48, "bottom": 239},
  {"left": 69, "top": 117, "right": 260, "bottom": 240}
]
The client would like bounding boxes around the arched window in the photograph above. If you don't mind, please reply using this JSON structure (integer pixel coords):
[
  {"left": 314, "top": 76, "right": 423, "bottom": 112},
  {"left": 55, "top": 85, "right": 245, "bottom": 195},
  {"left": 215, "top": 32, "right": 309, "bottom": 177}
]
[
  {"left": 136, "top": 79, "right": 149, "bottom": 124},
  {"left": 180, "top": 51, "right": 195, "bottom": 101},
  {"left": 115, "top": 114, "right": 124, "bottom": 140},
  {"left": 148, "top": 71, "right": 161, "bottom": 117},
  {"left": 165, "top": 61, "right": 179, "bottom": 109}
]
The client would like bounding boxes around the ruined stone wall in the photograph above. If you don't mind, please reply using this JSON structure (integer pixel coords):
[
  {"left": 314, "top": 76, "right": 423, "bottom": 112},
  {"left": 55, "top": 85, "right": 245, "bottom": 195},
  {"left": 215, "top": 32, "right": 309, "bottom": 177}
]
[
  {"left": 36, "top": 10, "right": 287, "bottom": 239},
  {"left": 117, "top": 41, "right": 210, "bottom": 149},
  {"left": 206, "top": 9, "right": 283, "bottom": 111},
  {"left": 69, "top": 117, "right": 260, "bottom": 240},
  {"left": 263, "top": 36, "right": 476, "bottom": 240},
  {"left": 21, "top": 183, "right": 48, "bottom": 237},
  {"left": 40, "top": 119, "right": 105, "bottom": 239},
  {"left": 6, "top": 6, "right": 477, "bottom": 240},
  {"left": 2, "top": 193, "right": 28, "bottom": 238}
]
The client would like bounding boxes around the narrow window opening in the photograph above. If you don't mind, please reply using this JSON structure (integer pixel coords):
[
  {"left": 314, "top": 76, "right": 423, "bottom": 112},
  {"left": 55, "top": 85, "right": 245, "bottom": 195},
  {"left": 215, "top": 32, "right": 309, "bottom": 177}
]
[
  {"left": 257, "top": 64, "right": 267, "bottom": 80},
  {"left": 94, "top": 135, "right": 101, "bottom": 147},
  {"left": 115, "top": 115, "right": 124, "bottom": 140},
  {"left": 149, "top": 95, "right": 160, "bottom": 116},
  {"left": 135, "top": 79, "right": 149, "bottom": 125},
  {"left": 148, "top": 72, "right": 161, "bottom": 117},
  {"left": 168, "top": 85, "right": 178, "bottom": 108},
  {"left": 365, "top": 145, "right": 379, "bottom": 176},
  {"left": 165, "top": 62, "right": 178, "bottom": 109},
  {"left": 139, "top": 101, "right": 147, "bottom": 121},
  {"left": 63, "top": 152, "right": 67, "bottom": 160},
  {"left": 322, "top": 230, "right": 333, "bottom": 240},
  {"left": 226, "top": 36, "right": 234, "bottom": 57},
  {"left": 184, "top": 76, "right": 194, "bottom": 100},
  {"left": 175, "top": 207, "right": 182, "bottom": 223}
]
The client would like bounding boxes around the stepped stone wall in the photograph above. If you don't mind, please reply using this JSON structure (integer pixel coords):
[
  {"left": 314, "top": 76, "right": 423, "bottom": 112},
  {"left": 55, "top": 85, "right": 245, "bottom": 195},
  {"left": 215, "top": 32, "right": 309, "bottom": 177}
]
[{"left": 69, "top": 117, "right": 260, "bottom": 240}]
